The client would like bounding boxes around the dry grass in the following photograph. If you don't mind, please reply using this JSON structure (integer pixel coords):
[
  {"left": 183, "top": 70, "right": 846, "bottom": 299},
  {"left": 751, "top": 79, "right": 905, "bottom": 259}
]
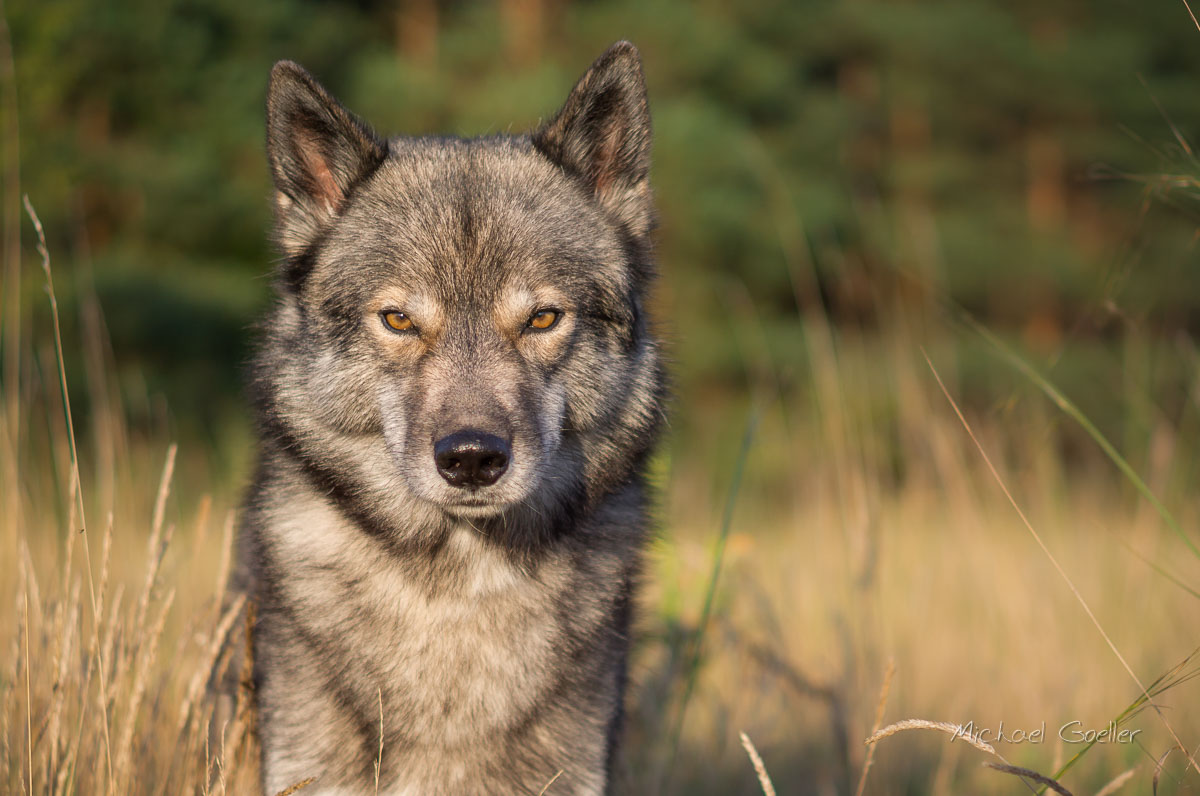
[
  {"left": 1, "top": 452, "right": 261, "bottom": 795},
  {"left": 738, "top": 732, "right": 776, "bottom": 796},
  {"left": 1, "top": 201, "right": 260, "bottom": 796},
  {"left": 634, "top": 308, "right": 1200, "bottom": 793},
  {"left": 648, "top": 470, "right": 1200, "bottom": 793}
]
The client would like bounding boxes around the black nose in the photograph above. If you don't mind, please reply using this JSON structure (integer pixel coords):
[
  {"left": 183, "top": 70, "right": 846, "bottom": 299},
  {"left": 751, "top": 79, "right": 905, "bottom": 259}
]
[{"left": 433, "top": 430, "right": 511, "bottom": 488}]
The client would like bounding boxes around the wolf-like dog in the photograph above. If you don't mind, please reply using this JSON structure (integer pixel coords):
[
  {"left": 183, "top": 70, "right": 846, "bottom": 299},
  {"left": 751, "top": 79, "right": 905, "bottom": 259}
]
[{"left": 236, "top": 41, "right": 666, "bottom": 795}]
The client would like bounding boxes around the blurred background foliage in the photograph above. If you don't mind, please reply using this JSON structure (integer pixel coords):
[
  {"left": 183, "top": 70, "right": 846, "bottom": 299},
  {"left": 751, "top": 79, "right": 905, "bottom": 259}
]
[{"left": 6, "top": 0, "right": 1200, "bottom": 479}]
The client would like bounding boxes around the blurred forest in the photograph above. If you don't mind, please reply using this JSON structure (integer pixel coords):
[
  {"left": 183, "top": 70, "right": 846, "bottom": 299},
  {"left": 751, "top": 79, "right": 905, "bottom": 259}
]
[{"left": 5, "top": 0, "right": 1200, "bottom": 472}]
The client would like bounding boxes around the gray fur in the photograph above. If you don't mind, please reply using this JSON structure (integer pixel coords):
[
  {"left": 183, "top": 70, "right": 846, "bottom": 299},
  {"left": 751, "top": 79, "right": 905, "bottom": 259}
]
[{"left": 236, "top": 41, "right": 666, "bottom": 795}]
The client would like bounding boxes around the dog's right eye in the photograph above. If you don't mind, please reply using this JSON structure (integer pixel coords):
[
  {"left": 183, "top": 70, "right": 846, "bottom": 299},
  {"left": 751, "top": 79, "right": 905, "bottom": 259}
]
[
  {"left": 526, "top": 309, "right": 561, "bottom": 331},
  {"left": 380, "top": 310, "right": 416, "bottom": 333}
]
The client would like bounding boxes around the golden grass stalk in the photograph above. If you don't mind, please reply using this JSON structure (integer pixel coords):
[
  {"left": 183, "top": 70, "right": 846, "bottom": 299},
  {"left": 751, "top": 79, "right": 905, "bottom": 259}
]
[
  {"left": 178, "top": 594, "right": 247, "bottom": 735},
  {"left": 1181, "top": 0, "right": 1200, "bottom": 34},
  {"left": 854, "top": 657, "right": 895, "bottom": 796},
  {"left": 134, "top": 445, "right": 177, "bottom": 645},
  {"left": 22, "top": 196, "right": 84, "bottom": 539},
  {"left": 273, "top": 777, "right": 317, "bottom": 796},
  {"left": 115, "top": 588, "right": 177, "bottom": 790},
  {"left": 24, "top": 195, "right": 119, "bottom": 793},
  {"left": 738, "top": 731, "right": 776, "bottom": 796},
  {"left": 983, "top": 762, "right": 1072, "bottom": 796},
  {"left": 536, "top": 770, "right": 563, "bottom": 795},
  {"left": 45, "top": 575, "right": 80, "bottom": 781},
  {"left": 214, "top": 511, "right": 236, "bottom": 615},
  {"left": 865, "top": 719, "right": 1001, "bottom": 759},
  {"left": 1094, "top": 767, "right": 1137, "bottom": 796},
  {"left": 374, "top": 687, "right": 384, "bottom": 795},
  {"left": 24, "top": 580, "right": 33, "bottom": 796},
  {"left": 1150, "top": 745, "right": 1198, "bottom": 795}
]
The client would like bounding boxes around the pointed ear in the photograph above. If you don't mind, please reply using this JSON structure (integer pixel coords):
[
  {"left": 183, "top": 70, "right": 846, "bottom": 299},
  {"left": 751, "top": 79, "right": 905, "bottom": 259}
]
[
  {"left": 533, "top": 41, "right": 654, "bottom": 238},
  {"left": 266, "top": 61, "right": 386, "bottom": 256}
]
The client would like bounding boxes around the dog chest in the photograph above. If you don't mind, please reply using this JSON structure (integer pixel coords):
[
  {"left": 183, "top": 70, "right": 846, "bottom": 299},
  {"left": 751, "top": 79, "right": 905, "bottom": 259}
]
[{"left": 266, "top": 501, "right": 598, "bottom": 743}]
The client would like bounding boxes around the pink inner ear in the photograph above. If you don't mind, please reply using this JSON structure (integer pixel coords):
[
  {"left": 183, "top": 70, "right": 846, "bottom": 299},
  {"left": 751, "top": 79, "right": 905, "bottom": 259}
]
[
  {"left": 592, "top": 114, "right": 625, "bottom": 196},
  {"left": 294, "top": 128, "right": 343, "bottom": 212}
]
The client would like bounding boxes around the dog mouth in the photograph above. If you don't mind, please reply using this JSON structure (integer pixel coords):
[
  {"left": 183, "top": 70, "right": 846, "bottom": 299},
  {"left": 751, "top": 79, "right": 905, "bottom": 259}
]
[{"left": 436, "top": 497, "right": 518, "bottom": 519}]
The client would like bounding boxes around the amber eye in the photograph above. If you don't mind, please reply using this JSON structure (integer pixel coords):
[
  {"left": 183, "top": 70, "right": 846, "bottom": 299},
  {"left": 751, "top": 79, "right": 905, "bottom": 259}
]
[
  {"left": 380, "top": 310, "right": 415, "bottom": 333},
  {"left": 526, "top": 309, "right": 560, "bottom": 331}
]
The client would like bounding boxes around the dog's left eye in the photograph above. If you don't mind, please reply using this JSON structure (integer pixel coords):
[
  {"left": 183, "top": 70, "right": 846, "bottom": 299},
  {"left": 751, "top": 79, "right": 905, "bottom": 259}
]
[
  {"left": 381, "top": 310, "right": 415, "bottom": 333},
  {"left": 526, "top": 309, "right": 560, "bottom": 331}
]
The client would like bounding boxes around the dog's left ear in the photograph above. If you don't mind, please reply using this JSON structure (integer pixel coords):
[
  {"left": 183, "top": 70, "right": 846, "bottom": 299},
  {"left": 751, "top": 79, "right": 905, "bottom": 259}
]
[
  {"left": 266, "top": 61, "right": 387, "bottom": 257},
  {"left": 533, "top": 41, "right": 653, "bottom": 238}
]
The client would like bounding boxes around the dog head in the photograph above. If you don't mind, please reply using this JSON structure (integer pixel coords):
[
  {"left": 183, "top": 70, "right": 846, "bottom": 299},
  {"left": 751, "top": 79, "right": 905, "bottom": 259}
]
[{"left": 257, "top": 43, "right": 665, "bottom": 544}]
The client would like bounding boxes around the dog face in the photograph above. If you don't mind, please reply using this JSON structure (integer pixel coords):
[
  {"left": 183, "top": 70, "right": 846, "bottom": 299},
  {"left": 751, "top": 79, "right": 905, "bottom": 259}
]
[
  {"left": 257, "top": 44, "right": 664, "bottom": 541},
  {"left": 300, "top": 141, "right": 639, "bottom": 518}
]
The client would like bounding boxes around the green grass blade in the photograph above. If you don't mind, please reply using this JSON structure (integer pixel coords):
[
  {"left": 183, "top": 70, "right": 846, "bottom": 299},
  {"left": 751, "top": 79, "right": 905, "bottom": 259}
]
[
  {"left": 1118, "top": 542, "right": 1200, "bottom": 601},
  {"left": 951, "top": 307, "right": 1200, "bottom": 560},
  {"left": 662, "top": 408, "right": 759, "bottom": 791},
  {"left": 1037, "top": 647, "right": 1200, "bottom": 793}
]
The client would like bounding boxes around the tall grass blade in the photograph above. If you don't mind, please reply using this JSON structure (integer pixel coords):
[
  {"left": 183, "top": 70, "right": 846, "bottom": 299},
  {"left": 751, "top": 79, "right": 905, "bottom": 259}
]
[
  {"left": 951, "top": 305, "right": 1199, "bottom": 560},
  {"left": 24, "top": 195, "right": 114, "bottom": 792},
  {"left": 1040, "top": 647, "right": 1200, "bottom": 793},
  {"left": 925, "top": 349, "right": 1200, "bottom": 777},
  {"left": 662, "top": 408, "right": 758, "bottom": 791},
  {"left": 0, "top": 0, "right": 22, "bottom": 546},
  {"left": 1118, "top": 542, "right": 1200, "bottom": 601}
]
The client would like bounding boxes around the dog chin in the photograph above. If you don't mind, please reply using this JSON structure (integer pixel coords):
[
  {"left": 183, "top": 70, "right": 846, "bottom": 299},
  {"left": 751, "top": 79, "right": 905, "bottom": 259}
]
[{"left": 437, "top": 500, "right": 514, "bottom": 519}]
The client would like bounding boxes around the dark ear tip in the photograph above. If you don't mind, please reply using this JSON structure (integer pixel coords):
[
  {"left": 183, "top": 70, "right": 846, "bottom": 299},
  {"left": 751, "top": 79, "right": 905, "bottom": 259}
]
[
  {"left": 271, "top": 59, "right": 307, "bottom": 76},
  {"left": 268, "top": 60, "right": 314, "bottom": 93},
  {"left": 607, "top": 40, "right": 639, "bottom": 56},
  {"left": 600, "top": 40, "right": 642, "bottom": 68}
]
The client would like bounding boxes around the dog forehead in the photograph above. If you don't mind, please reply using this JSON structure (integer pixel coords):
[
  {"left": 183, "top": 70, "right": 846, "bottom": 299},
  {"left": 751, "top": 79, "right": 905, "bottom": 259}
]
[{"left": 327, "top": 138, "right": 630, "bottom": 293}]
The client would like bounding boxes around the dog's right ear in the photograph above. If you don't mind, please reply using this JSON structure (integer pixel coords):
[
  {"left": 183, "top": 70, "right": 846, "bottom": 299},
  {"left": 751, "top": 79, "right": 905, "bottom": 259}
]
[
  {"left": 266, "top": 61, "right": 386, "bottom": 257},
  {"left": 533, "top": 42, "right": 653, "bottom": 239}
]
